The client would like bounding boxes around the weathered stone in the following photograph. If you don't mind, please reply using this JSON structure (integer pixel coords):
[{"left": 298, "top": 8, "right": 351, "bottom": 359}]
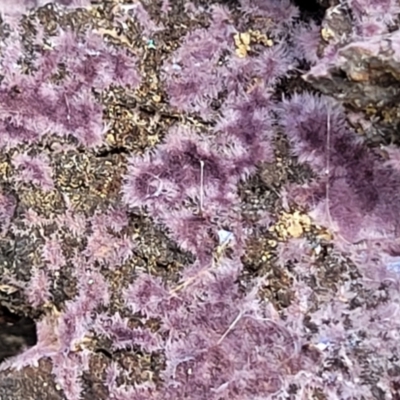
[{"left": 304, "top": 30, "right": 400, "bottom": 109}]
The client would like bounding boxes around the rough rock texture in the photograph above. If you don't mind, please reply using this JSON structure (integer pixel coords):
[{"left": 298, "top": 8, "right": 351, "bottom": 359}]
[
  {"left": 302, "top": 0, "right": 400, "bottom": 145},
  {"left": 305, "top": 29, "right": 400, "bottom": 109},
  {"left": 0, "top": 0, "right": 400, "bottom": 399}
]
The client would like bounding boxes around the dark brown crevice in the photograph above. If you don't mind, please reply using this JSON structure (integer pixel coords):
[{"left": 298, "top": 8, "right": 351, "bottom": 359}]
[
  {"left": 292, "top": 0, "right": 329, "bottom": 22},
  {"left": 0, "top": 305, "right": 37, "bottom": 363}
]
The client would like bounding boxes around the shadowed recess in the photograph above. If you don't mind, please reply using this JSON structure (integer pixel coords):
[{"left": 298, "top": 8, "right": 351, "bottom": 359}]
[{"left": 0, "top": 306, "right": 37, "bottom": 363}]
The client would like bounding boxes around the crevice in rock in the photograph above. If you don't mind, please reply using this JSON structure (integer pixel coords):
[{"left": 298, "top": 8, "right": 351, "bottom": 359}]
[
  {"left": 0, "top": 305, "right": 37, "bottom": 363},
  {"left": 292, "top": 0, "right": 329, "bottom": 22}
]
